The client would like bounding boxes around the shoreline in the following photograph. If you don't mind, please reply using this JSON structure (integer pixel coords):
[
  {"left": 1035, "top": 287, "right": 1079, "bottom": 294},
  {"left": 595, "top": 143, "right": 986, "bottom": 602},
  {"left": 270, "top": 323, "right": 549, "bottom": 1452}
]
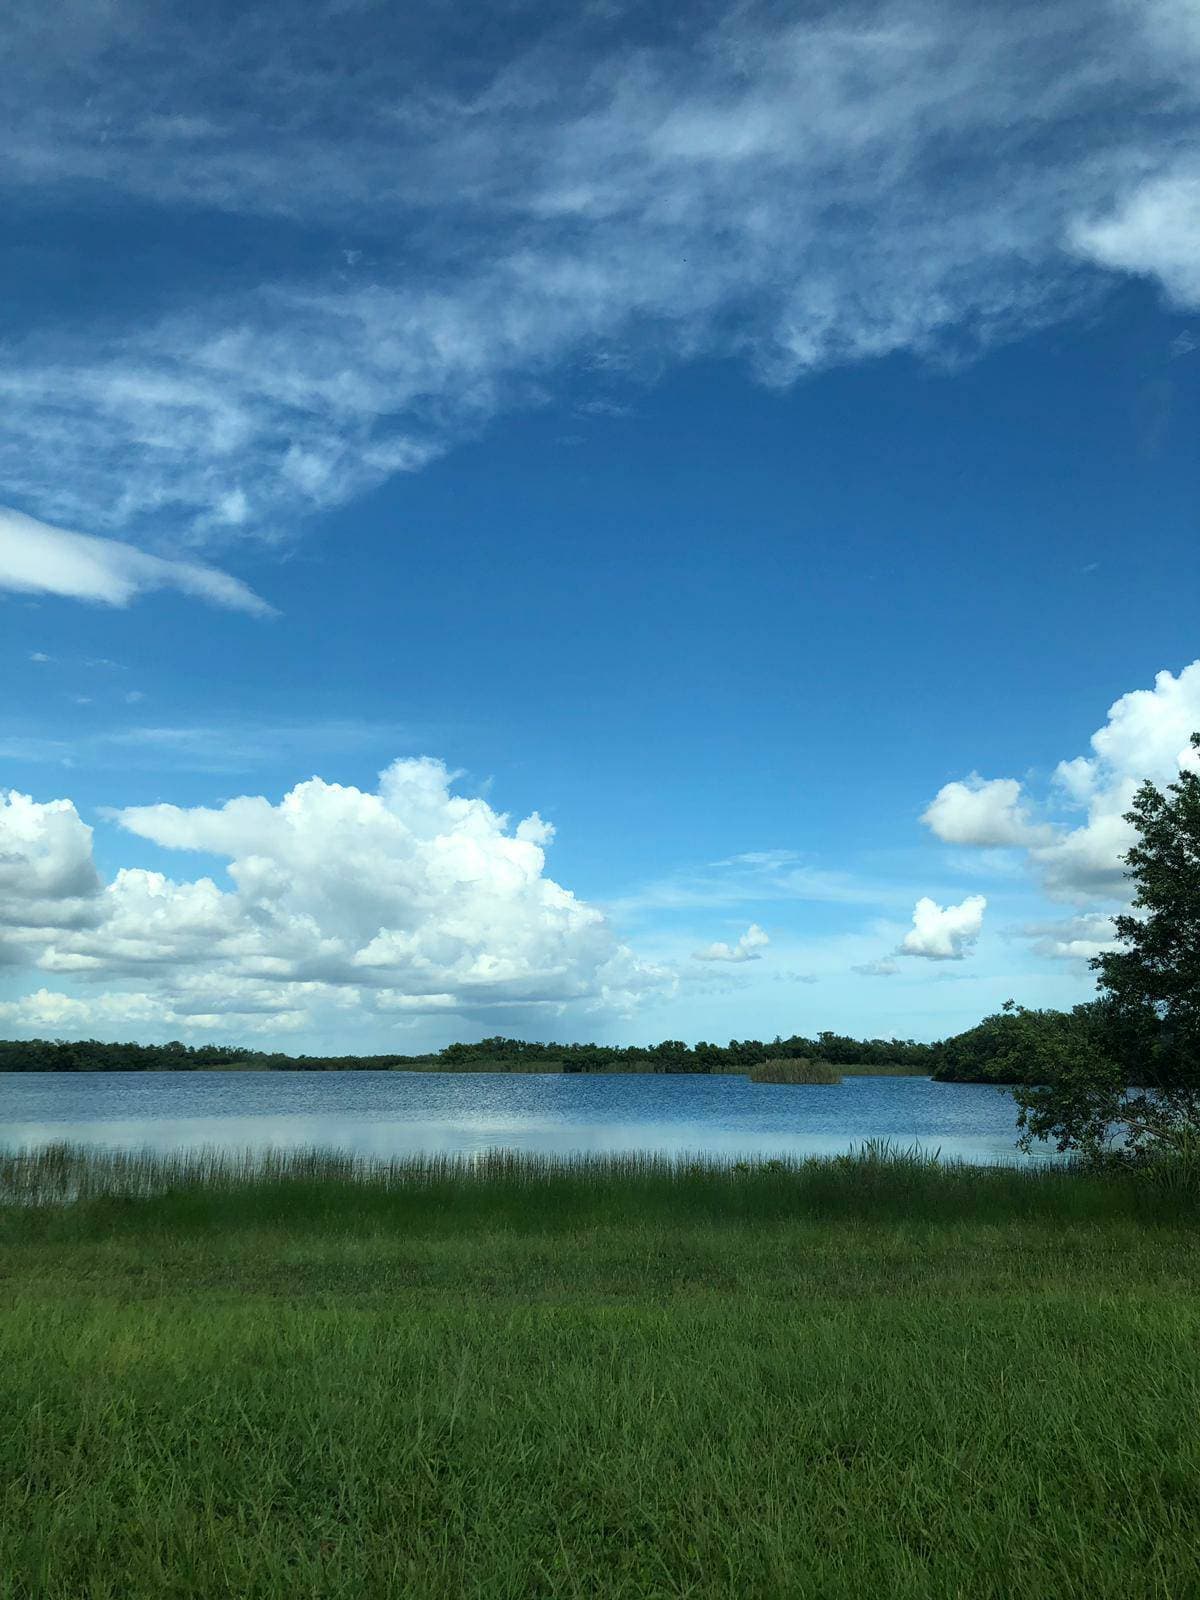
[{"left": 0, "top": 1062, "right": 942, "bottom": 1077}]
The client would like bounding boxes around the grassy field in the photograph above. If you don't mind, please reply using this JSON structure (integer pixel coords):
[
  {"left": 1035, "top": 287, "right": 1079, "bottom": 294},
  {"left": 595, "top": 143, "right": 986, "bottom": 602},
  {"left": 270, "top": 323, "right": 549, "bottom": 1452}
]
[{"left": 2, "top": 1144, "right": 1199, "bottom": 1599}]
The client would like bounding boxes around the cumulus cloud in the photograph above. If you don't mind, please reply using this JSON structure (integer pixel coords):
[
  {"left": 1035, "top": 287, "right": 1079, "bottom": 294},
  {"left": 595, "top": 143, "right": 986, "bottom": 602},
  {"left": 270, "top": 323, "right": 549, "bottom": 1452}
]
[
  {"left": 0, "top": 789, "right": 102, "bottom": 936},
  {"left": 692, "top": 923, "right": 770, "bottom": 963},
  {"left": 0, "top": 987, "right": 254, "bottom": 1034},
  {"left": 0, "top": 760, "right": 669, "bottom": 1040},
  {"left": 0, "top": 506, "right": 271, "bottom": 614},
  {"left": 921, "top": 776, "right": 1052, "bottom": 848},
  {"left": 1022, "top": 914, "right": 1118, "bottom": 962},
  {"left": 898, "top": 895, "right": 986, "bottom": 961},
  {"left": 923, "top": 661, "right": 1200, "bottom": 911},
  {"left": 0, "top": 0, "right": 1197, "bottom": 547}
]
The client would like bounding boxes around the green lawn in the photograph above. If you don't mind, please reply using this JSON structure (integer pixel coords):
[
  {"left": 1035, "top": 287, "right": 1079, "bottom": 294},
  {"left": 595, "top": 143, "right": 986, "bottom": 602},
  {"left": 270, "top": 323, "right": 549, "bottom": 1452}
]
[{"left": 2, "top": 1147, "right": 1199, "bottom": 1599}]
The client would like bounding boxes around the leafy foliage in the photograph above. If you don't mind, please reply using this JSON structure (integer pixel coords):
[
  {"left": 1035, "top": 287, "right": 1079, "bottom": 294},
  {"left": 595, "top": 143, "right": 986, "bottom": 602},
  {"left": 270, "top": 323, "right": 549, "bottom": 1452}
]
[
  {"left": 0, "top": 1031, "right": 939, "bottom": 1075},
  {"left": 931, "top": 1004, "right": 1090, "bottom": 1086},
  {"left": 1008, "top": 734, "right": 1200, "bottom": 1162},
  {"left": 1093, "top": 733, "right": 1200, "bottom": 1077},
  {"left": 0, "top": 1038, "right": 418, "bottom": 1073}
]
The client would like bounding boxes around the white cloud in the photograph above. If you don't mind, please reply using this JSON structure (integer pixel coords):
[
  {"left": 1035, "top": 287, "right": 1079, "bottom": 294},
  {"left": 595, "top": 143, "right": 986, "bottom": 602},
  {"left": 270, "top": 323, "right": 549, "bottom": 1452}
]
[
  {"left": 1033, "top": 664, "right": 1200, "bottom": 901},
  {"left": 1072, "top": 168, "right": 1200, "bottom": 308},
  {"left": 693, "top": 923, "right": 770, "bottom": 963},
  {"left": 921, "top": 660, "right": 1200, "bottom": 918},
  {"left": 0, "top": 789, "right": 102, "bottom": 934},
  {"left": 899, "top": 895, "right": 987, "bottom": 961},
  {"left": 852, "top": 958, "right": 900, "bottom": 977},
  {"left": 0, "top": 760, "right": 670, "bottom": 1041},
  {"left": 612, "top": 853, "right": 893, "bottom": 916},
  {"left": 4, "top": 717, "right": 408, "bottom": 778},
  {"left": 0, "top": 0, "right": 1196, "bottom": 546},
  {"left": 1022, "top": 914, "right": 1118, "bottom": 962},
  {"left": 0, "top": 506, "right": 271, "bottom": 614},
  {"left": 0, "top": 989, "right": 163, "bottom": 1031},
  {"left": 921, "top": 775, "right": 1052, "bottom": 847},
  {"left": 1130, "top": 0, "right": 1200, "bottom": 59}
]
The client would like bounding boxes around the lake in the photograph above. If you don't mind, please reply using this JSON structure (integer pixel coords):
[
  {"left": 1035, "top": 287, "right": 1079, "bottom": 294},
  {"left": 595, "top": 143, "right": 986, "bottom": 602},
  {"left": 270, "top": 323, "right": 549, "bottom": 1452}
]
[{"left": 0, "top": 1070, "right": 1052, "bottom": 1164}]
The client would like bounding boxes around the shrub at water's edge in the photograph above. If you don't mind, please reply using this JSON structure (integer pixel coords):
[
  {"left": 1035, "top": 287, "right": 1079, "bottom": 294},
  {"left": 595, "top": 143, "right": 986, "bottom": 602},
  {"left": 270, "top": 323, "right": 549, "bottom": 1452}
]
[{"left": 749, "top": 1057, "right": 842, "bottom": 1084}]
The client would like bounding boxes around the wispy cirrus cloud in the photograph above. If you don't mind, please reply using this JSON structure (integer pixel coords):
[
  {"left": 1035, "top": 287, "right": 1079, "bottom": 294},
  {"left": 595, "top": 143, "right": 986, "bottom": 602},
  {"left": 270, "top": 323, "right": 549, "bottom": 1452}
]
[
  {"left": 0, "top": 717, "right": 413, "bottom": 775},
  {"left": 0, "top": 506, "right": 272, "bottom": 614},
  {"left": 0, "top": 0, "right": 1197, "bottom": 559},
  {"left": 607, "top": 851, "right": 897, "bottom": 918}
]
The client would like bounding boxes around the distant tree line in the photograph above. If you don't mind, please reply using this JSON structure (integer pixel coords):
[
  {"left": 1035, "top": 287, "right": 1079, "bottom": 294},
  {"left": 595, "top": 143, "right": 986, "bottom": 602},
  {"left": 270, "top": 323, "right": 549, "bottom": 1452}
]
[
  {"left": 0, "top": 1026, "right": 1022, "bottom": 1079},
  {"left": 0, "top": 1008, "right": 1183, "bottom": 1090},
  {"left": 0, "top": 1038, "right": 417, "bottom": 1073},
  {"left": 438, "top": 1032, "right": 937, "bottom": 1073},
  {"left": 0, "top": 1031, "right": 938, "bottom": 1076}
]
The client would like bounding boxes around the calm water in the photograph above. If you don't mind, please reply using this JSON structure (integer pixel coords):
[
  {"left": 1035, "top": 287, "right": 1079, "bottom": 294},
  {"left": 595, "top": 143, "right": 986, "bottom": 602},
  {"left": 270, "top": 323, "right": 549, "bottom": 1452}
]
[{"left": 0, "top": 1071, "right": 1051, "bottom": 1164}]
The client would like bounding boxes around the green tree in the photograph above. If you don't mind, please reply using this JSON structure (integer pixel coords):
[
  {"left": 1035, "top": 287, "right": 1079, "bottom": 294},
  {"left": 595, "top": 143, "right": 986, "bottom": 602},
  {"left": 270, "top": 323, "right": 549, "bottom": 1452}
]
[
  {"left": 1094, "top": 734, "right": 1200, "bottom": 1071},
  {"left": 1010, "top": 733, "right": 1200, "bottom": 1162},
  {"left": 932, "top": 1002, "right": 1088, "bottom": 1086}
]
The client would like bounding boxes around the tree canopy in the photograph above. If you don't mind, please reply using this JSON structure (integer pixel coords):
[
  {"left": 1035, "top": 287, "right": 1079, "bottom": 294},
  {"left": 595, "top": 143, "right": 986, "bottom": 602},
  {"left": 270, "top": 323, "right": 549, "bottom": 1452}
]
[
  {"left": 0, "top": 1031, "right": 939, "bottom": 1075},
  {"left": 1003, "top": 733, "right": 1200, "bottom": 1162}
]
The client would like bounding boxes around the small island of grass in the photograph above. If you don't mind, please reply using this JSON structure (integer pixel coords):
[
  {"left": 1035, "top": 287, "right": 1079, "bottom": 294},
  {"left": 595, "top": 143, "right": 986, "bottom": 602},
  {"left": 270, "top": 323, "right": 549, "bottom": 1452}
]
[{"left": 749, "top": 1056, "right": 843, "bottom": 1083}]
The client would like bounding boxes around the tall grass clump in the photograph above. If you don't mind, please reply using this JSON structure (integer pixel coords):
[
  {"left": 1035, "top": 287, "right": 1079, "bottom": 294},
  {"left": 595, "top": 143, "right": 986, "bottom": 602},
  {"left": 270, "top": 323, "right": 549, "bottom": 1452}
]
[
  {"left": 838, "top": 1061, "right": 930, "bottom": 1077},
  {"left": 750, "top": 1057, "right": 842, "bottom": 1084},
  {"left": 393, "top": 1057, "right": 567, "bottom": 1073},
  {"left": 7, "top": 1138, "right": 1196, "bottom": 1229}
]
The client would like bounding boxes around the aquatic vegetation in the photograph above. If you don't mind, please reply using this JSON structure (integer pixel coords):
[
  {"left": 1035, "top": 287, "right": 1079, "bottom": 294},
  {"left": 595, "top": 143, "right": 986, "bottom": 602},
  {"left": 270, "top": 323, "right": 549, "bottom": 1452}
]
[{"left": 749, "top": 1057, "right": 843, "bottom": 1084}]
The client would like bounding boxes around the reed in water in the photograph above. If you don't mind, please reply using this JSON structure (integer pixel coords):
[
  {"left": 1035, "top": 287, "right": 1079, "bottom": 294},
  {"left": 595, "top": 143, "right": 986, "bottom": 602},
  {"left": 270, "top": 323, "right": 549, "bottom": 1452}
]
[{"left": 749, "top": 1056, "right": 843, "bottom": 1084}]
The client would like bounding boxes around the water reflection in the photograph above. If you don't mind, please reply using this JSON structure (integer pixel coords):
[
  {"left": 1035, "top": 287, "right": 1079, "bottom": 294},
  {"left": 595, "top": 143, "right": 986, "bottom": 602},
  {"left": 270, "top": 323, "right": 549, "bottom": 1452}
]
[{"left": 0, "top": 1070, "right": 1053, "bottom": 1165}]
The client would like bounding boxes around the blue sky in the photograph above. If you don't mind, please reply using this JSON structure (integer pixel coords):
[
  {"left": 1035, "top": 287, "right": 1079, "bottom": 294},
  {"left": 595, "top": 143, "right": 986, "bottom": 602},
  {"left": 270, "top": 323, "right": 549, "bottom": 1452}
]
[{"left": 1, "top": 0, "right": 1198, "bottom": 1051}]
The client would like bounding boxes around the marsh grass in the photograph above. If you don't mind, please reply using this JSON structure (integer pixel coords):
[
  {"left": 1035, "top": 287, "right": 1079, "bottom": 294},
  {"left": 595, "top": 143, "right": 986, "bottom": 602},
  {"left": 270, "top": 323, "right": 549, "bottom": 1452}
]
[
  {"left": 394, "top": 1057, "right": 570, "bottom": 1073},
  {"left": 838, "top": 1060, "right": 930, "bottom": 1076},
  {"left": 1, "top": 1136, "right": 1194, "bottom": 1231},
  {"left": 750, "top": 1057, "right": 843, "bottom": 1084},
  {"left": 3, "top": 1143, "right": 1200, "bottom": 1598}
]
